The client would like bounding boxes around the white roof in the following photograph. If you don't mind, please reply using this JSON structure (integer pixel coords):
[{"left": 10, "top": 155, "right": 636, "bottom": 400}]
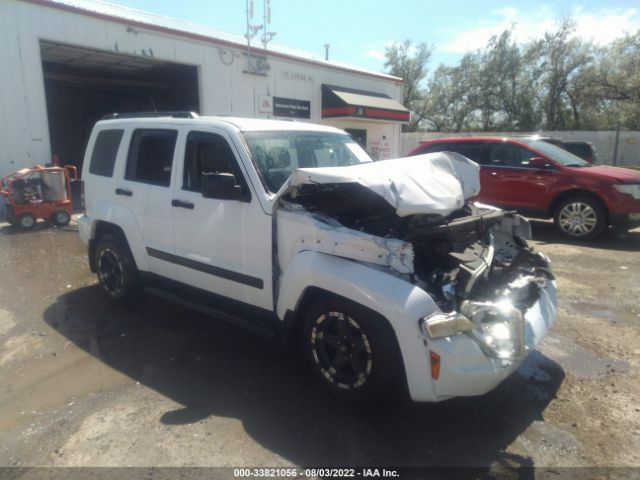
[
  {"left": 213, "top": 117, "right": 343, "bottom": 133},
  {"left": 286, "top": 153, "right": 482, "bottom": 217},
  {"left": 96, "top": 115, "right": 345, "bottom": 133},
  {"left": 40, "top": 0, "right": 402, "bottom": 82}
]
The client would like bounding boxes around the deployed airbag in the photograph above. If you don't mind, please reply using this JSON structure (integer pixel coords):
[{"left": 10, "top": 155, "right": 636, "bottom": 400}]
[{"left": 285, "top": 152, "right": 480, "bottom": 217}]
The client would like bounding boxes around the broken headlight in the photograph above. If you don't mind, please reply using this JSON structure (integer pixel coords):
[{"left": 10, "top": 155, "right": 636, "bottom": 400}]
[
  {"left": 420, "top": 300, "right": 526, "bottom": 360},
  {"left": 461, "top": 299, "right": 525, "bottom": 360},
  {"left": 420, "top": 312, "right": 475, "bottom": 339}
]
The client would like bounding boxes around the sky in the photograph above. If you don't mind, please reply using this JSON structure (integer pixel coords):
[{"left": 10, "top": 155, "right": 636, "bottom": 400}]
[{"left": 109, "top": 0, "right": 640, "bottom": 73}]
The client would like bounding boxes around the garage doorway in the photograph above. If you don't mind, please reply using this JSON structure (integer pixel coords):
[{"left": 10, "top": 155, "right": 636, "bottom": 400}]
[{"left": 40, "top": 41, "right": 200, "bottom": 173}]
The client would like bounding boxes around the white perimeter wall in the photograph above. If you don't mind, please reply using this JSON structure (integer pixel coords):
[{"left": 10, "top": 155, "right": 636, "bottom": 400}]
[{"left": 0, "top": 0, "right": 404, "bottom": 176}]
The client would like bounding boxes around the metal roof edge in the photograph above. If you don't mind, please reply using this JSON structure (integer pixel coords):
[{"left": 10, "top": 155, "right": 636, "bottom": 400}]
[{"left": 20, "top": 0, "right": 404, "bottom": 84}]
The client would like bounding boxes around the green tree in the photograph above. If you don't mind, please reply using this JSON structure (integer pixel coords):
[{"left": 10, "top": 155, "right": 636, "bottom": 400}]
[
  {"left": 526, "top": 19, "right": 594, "bottom": 130},
  {"left": 384, "top": 40, "right": 432, "bottom": 131}
]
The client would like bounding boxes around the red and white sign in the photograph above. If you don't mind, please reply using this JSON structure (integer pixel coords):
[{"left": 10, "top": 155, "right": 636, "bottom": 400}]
[{"left": 258, "top": 95, "right": 273, "bottom": 114}]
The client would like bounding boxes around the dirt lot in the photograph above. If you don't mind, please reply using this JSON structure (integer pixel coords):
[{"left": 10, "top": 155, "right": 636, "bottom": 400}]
[{"left": 0, "top": 219, "right": 639, "bottom": 474}]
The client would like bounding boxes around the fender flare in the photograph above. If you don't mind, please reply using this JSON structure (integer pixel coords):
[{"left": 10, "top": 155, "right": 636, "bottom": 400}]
[{"left": 87, "top": 202, "right": 148, "bottom": 272}]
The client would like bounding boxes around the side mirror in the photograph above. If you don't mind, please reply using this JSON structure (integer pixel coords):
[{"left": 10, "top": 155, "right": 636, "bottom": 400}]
[
  {"left": 201, "top": 172, "right": 243, "bottom": 200},
  {"left": 528, "top": 157, "right": 552, "bottom": 169}
]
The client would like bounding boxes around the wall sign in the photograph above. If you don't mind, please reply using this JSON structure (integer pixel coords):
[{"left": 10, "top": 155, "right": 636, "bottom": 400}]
[
  {"left": 281, "top": 70, "right": 314, "bottom": 83},
  {"left": 273, "top": 97, "right": 311, "bottom": 119},
  {"left": 258, "top": 95, "right": 273, "bottom": 114}
]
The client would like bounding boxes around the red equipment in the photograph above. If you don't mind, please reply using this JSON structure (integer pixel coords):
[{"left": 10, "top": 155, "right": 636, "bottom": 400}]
[{"left": 1, "top": 165, "right": 77, "bottom": 230}]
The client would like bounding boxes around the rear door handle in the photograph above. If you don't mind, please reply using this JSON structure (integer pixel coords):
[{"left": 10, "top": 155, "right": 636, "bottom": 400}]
[
  {"left": 115, "top": 188, "right": 133, "bottom": 196},
  {"left": 490, "top": 172, "right": 498, "bottom": 176},
  {"left": 171, "top": 199, "right": 194, "bottom": 210}
]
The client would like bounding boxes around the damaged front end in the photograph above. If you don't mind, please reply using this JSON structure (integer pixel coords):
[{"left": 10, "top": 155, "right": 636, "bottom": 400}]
[
  {"left": 278, "top": 154, "right": 555, "bottom": 365},
  {"left": 412, "top": 203, "right": 554, "bottom": 361}
]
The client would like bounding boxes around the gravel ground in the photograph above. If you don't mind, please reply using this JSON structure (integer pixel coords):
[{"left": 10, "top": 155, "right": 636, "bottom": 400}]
[{"left": 0, "top": 219, "right": 638, "bottom": 476}]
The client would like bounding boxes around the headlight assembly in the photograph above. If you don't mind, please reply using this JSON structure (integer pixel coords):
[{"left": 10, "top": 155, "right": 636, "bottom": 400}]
[
  {"left": 421, "top": 299, "right": 526, "bottom": 360},
  {"left": 613, "top": 183, "right": 640, "bottom": 200},
  {"left": 420, "top": 312, "right": 474, "bottom": 339},
  {"left": 461, "top": 299, "right": 525, "bottom": 360}
]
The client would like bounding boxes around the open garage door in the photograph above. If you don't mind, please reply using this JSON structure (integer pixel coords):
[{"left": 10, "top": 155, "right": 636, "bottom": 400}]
[{"left": 40, "top": 41, "right": 200, "bottom": 173}]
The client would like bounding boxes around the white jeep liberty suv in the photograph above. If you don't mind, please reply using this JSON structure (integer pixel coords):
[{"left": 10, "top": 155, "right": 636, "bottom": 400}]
[{"left": 79, "top": 113, "right": 557, "bottom": 402}]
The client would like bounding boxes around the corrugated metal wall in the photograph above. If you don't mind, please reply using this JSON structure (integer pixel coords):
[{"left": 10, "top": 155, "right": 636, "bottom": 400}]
[{"left": 0, "top": 0, "right": 404, "bottom": 176}]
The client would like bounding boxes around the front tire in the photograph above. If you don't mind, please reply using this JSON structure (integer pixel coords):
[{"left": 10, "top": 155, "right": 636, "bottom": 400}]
[
  {"left": 95, "top": 234, "right": 141, "bottom": 305},
  {"left": 302, "top": 299, "right": 402, "bottom": 401},
  {"left": 554, "top": 196, "right": 606, "bottom": 240}
]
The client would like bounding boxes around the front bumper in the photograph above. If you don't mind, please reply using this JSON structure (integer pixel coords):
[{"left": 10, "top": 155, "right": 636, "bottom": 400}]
[{"left": 425, "top": 281, "right": 557, "bottom": 401}]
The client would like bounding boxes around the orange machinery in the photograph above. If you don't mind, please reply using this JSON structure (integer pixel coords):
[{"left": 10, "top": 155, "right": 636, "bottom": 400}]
[{"left": 1, "top": 165, "right": 77, "bottom": 229}]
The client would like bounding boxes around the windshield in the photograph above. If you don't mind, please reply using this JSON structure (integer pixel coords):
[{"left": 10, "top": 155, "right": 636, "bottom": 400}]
[
  {"left": 521, "top": 139, "right": 590, "bottom": 167},
  {"left": 243, "top": 130, "right": 372, "bottom": 193}
]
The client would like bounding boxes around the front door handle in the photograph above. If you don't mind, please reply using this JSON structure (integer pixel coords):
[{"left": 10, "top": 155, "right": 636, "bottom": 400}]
[
  {"left": 115, "top": 188, "right": 133, "bottom": 196},
  {"left": 490, "top": 171, "right": 498, "bottom": 176},
  {"left": 171, "top": 199, "right": 194, "bottom": 210}
]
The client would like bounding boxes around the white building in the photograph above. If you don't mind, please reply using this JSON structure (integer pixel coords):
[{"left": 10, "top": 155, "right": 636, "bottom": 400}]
[{"left": 0, "top": 0, "right": 409, "bottom": 177}]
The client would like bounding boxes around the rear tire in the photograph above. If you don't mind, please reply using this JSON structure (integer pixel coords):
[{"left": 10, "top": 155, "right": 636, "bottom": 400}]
[
  {"left": 51, "top": 210, "right": 71, "bottom": 227},
  {"left": 554, "top": 196, "right": 606, "bottom": 240},
  {"left": 302, "top": 298, "right": 402, "bottom": 401},
  {"left": 95, "top": 233, "right": 142, "bottom": 305},
  {"left": 17, "top": 214, "right": 36, "bottom": 230}
]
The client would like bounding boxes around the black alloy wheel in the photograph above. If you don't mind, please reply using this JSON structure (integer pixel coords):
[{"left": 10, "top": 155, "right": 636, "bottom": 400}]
[
  {"left": 303, "top": 299, "right": 403, "bottom": 401},
  {"left": 311, "top": 310, "right": 373, "bottom": 390},
  {"left": 95, "top": 234, "right": 141, "bottom": 305}
]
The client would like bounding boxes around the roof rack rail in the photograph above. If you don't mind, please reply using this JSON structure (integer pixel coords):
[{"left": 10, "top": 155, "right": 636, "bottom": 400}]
[{"left": 102, "top": 111, "right": 200, "bottom": 120}]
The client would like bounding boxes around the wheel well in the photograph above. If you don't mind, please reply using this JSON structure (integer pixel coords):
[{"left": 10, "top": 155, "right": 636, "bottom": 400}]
[
  {"left": 281, "top": 286, "right": 409, "bottom": 396},
  {"left": 548, "top": 189, "right": 609, "bottom": 222},
  {"left": 88, "top": 221, "right": 128, "bottom": 272}
]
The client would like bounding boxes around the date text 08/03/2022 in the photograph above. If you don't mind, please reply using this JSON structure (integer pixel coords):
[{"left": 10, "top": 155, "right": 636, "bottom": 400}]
[{"left": 233, "top": 468, "right": 400, "bottom": 478}]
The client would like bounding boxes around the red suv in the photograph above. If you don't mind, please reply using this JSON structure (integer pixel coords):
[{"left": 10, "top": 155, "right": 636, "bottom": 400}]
[{"left": 407, "top": 137, "right": 640, "bottom": 239}]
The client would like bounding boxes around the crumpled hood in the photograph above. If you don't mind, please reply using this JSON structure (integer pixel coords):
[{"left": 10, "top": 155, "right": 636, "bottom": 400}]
[{"left": 280, "top": 152, "right": 481, "bottom": 218}]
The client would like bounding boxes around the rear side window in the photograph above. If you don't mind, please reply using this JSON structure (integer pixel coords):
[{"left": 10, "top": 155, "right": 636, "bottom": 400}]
[
  {"left": 446, "top": 142, "right": 484, "bottom": 162},
  {"left": 89, "top": 129, "right": 124, "bottom": 177},
  {"left": 418, "top": 143, "right": 449, "bottom": 154},
  {"left": 126, "top": 129, "right": 177, "bottom": 187}
]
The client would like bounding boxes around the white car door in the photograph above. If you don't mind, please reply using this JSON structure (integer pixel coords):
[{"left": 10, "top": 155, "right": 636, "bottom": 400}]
[
  {"left": 170, "top": 128, "right": 273, "bottom": 311},
  {"left": 116, "top": 127, "right": 179, "bottom": 280}
]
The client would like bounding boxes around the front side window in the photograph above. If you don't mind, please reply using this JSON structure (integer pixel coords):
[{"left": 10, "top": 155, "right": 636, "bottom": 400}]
[
  {"left": 243, "top": 131, "right": 371, "bottom": 193},
  {"left": 183, "top": 132, "right": 247, "bottom": 194},
  {"left": 126, "top": 129, "right": 177, "bottom": 187},
  {"left": 486, "top": 143, "right": 536, "bottom": 168}
]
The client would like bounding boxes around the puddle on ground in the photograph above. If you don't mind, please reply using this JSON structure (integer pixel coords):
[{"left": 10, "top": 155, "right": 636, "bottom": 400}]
[
  {"left": 570, "top": 301, "right": 639, "bottom": 326},
  {"left": 539, "top": 334, "right": 629, "bottom": 379},
  {"left": 0, "top": 340, "right": 132, "bottom": 430}
]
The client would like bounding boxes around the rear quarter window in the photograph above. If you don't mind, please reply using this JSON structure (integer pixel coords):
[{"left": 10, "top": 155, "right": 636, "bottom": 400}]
[{"left": 89, "top": 129, "right": 124, "bottom": 177}]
